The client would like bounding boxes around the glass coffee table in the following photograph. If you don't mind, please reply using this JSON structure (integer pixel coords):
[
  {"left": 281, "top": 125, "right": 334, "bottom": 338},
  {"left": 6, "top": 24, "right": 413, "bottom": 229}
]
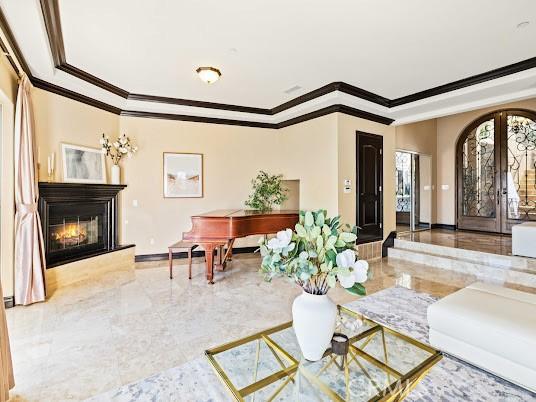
[{"left": 205, "top": 306, "right": 442, "bottom": 401}]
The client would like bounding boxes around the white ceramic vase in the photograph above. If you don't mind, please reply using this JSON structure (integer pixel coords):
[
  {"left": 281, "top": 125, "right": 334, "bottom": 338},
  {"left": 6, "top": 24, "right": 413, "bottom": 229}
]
[
  {"left": 292, "top": 290, "right": 337, "bottom": 361},
  {"left": 111, "top": 164, "right": 120, "bottom": 185}
]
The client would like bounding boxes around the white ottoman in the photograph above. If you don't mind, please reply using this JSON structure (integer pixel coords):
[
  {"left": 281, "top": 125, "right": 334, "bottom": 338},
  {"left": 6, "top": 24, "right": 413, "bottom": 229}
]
[
  {"left": 427, "top": 282, "right": 536, "bottom": 392},
  {"left": 512, "top": 222, "right": 536, "bottom": 258}
]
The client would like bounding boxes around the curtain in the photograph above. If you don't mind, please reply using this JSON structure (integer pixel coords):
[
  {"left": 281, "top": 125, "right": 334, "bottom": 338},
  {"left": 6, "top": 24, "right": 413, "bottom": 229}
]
[
  {"left": 14, "top": 74, "right": 46, "bottom": 305},
  {"left": 0, "top": 282, "right": 14, "bottom": 401}
]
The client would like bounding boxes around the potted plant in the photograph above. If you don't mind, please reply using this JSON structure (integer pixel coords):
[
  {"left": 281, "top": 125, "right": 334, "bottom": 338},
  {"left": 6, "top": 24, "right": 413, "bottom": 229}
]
[
  {"left": 260, "top": 210, "right": 368, "bottom": 361},
  {"left": 100, "top": 133, "right": 138, "bottom": 184},
  {"left": 245, "top": 171, "right": 288, "bottom": 212}
]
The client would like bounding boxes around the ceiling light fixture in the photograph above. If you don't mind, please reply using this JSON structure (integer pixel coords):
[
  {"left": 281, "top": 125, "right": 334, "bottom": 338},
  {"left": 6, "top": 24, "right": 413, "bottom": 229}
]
[
  {"left": 517, "top": 21, "right": 530, "bottom": 29},
  {"left": 196, "top": 67, "right": 221, "bottom": 84}
]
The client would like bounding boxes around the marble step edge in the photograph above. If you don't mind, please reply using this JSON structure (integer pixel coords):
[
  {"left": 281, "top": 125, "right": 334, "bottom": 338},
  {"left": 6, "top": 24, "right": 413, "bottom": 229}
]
[
  {"left": 387, "top": 248, "right": 536, "bottom": 288},
  {"left": 393, "top": 239, "right": 536, "bottom": 272}
]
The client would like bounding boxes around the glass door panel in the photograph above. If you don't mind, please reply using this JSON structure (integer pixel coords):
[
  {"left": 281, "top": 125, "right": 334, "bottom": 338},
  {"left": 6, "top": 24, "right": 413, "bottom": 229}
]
[
  {"left": 461, "top": 119, "right": 496, "bottom": 218},
  {"left": 502, "top": 114, "right": 536, "bottom": 232},
  {"left": 457, "top": 116, "right": 500, "bottom": 232}
]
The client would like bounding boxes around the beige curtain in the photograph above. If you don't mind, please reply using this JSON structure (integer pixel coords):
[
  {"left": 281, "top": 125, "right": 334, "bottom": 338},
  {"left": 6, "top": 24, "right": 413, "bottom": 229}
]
[
  {"left": 14, "top": 74, "right": 46, "bottom": 306},
  {"left": 0, "top": 282, "right": 14, "bottom": 401}
]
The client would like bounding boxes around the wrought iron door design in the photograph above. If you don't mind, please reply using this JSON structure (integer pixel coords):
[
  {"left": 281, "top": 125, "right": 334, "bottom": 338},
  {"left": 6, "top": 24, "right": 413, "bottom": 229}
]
[
  {"left": 504, "top": 114, "right": 536, "bottom": 229},
  {"left": 460, "top": 119, "right": 495, "bottom": 218},
  {"left": 457, "top": 110, "right": 536, "bottom": 233},
  {"left": 395, "top": 151, "right": 412, "bottom": 213}
]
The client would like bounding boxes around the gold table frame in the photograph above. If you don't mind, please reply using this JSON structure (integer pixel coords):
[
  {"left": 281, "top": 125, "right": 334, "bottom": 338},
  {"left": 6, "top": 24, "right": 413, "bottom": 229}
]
[{"left": 205, "top": 306, "right": 442, "bottom": 402}]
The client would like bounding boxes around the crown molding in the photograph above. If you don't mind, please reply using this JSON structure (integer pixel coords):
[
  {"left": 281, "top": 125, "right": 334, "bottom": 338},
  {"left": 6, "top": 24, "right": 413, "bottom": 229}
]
[
  {"left": 38, "top": 0, "right": 536, "bottom": 116},
  {"left": 2, "top": 2, "right": 535, "bottom": 128}
]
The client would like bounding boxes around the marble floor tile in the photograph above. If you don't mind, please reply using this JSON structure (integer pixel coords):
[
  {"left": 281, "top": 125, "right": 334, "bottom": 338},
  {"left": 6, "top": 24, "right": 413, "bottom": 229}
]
[{"left": 5, "top": 252, "right": 535, "bottom": 401}]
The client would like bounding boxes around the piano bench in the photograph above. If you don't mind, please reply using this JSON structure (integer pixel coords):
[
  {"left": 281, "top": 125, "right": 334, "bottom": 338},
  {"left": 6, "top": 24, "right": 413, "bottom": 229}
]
[{"left": 168, "top": 241, "right": 201, "bottom": 280}]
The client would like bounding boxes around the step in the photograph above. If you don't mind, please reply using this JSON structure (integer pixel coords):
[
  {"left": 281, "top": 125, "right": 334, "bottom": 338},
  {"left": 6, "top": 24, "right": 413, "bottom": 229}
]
[
  {"left": 393, "top": 238, "right": 536, "bottom": 272},
  {"left": 388, "top": 247, "right": 536, "bottom": 288}
]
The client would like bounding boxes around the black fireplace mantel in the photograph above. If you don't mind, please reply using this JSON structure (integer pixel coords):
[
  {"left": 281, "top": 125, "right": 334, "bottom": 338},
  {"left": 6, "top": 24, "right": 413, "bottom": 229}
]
[
  {"left": 39, "top": 182, "right": 127, "bottom": 199},
  {"left": 38, "top": 182, "right": 131, "bottom": 267}
]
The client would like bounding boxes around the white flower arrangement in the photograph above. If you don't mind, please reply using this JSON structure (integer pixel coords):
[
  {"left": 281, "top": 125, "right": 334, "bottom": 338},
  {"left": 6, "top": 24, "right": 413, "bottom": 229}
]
[
  {"left": 100, "top": 133, "right": 138, "bottom": 165},
  {"left": 260, "top": 210, "right": 368, "bottom": 295}
]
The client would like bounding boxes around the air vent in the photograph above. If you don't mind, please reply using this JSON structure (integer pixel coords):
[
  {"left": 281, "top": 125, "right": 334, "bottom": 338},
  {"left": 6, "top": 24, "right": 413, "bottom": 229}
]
[{"left": 284, "top": 85, "right": 302, "bottom": 94}]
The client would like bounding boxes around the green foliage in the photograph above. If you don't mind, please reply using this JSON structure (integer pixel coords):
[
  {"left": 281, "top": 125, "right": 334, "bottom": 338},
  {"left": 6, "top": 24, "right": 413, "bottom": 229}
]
[
  {"left": 245, "top": 171, "right": 288, "bottom": 212},
  {"left": 260, "top": 210, "right": 367, "bottom": 295}
]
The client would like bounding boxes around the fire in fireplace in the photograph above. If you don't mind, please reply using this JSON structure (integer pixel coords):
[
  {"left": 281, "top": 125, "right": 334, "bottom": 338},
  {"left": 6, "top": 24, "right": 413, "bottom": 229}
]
[{"left": 49, "top": 216, "right": 99, "bottom": 251}]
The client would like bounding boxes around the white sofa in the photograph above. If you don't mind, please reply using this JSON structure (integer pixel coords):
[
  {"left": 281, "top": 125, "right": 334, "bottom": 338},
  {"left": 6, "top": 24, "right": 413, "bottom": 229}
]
[
  {"left": 512, "top": 222, "right": 536, "bottom": 258},
  {"left": 427, "top": 282, "right": 536, "bottom": 392}
]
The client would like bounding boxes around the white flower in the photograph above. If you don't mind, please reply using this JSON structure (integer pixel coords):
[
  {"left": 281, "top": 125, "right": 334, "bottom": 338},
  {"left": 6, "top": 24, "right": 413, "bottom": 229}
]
[
  {"left": 266, "top": 229, "right": 293, "bottom": 250},
  {"left": 336, "top": 249, "right": 368, "bottom": 285},
  {"left": 119, "top": 147, "right": 128, "bottom": 154},
  {"left": 353, "top": 260, "right": 369, "bottom": 283},
  {"left": 336, "top": 249, "right": 356, "bottom": 268},
  {"left": 99, "top": 138, "right": 106, "bottom": 145},
  {"left": 338, "top": 272, "right": 355, "bottom": 288},
  {"left": 119, "top": 136, "right": 127, "bottom": 145},
  {"left": 113, "top": 141, "right": 120, "bottom": 148}
]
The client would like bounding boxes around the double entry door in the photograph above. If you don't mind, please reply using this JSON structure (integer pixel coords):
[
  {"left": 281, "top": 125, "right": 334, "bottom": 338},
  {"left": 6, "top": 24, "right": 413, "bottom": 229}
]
[{"left": 457, "top": 110, "right": 536, "bottom": 233}]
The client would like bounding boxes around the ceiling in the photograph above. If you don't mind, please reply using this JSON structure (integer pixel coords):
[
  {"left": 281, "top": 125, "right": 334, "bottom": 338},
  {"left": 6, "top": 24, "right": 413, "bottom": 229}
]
[{"left": 1, "top": 0, "right": 536, "bottom": 125}]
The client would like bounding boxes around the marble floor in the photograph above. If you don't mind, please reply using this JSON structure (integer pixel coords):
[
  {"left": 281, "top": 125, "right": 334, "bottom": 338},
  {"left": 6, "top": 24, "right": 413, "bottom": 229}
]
[
  {"left": 398, "top": 228, "right": 513, "bottom": 256},
  {"left": 5, "top": 252, "right": 533, "bottom": 401}
]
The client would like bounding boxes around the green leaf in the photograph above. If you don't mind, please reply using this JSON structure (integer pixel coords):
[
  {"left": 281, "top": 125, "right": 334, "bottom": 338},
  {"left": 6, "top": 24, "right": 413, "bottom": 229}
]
[
  {"left": 327, "top": 274, "right": 336, "bottom": 288},
  {"left": 315, "top": 211, "right": 325, "bottom": 226},
  {"left": 326, "top": 249, "right": 337, "bottom": 266},
  {"left": 304, "top": 211, "right": 314, "bottom": 227},
  {"left": 339, "top": 232, "right": 357, "bottom": 243},
  {"left": 345, "top": 283, "right": 366, "bottom": 296},
  {"left": 335, "top": 238, "right": 346, "bottom": 248},
  {"left": 325, "top": 235, "right": 337, "bottom": 249},
  {"left": 295, "top": 223, "right": 306, "bottom": 237},
  {"left": 310, "top": 226, "right": 321, "bottom": 239},
  {"left": 322, "top": 225, "right": 331, "bottom": 237},
  {"left": 316, "top": 235, "right": 324, "bottom": 251}
]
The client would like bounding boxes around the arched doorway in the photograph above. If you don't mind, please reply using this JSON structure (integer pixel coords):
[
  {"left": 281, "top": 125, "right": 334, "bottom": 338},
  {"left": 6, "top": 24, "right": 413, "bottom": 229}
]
[{"left": 457, "top": 109, "right": 536, "bottom": 233}]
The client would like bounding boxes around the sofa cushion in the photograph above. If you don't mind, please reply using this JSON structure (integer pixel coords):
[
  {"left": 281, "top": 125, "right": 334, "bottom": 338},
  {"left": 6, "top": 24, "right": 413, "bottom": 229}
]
[{"left": 427, "top": 282, "right": 536, "bottom": 391}]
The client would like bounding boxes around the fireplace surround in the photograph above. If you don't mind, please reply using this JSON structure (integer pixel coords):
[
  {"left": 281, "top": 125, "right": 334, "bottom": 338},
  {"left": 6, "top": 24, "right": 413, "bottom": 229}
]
[{"left": 38, "top": 182, "right": 128, "bottom": 267}]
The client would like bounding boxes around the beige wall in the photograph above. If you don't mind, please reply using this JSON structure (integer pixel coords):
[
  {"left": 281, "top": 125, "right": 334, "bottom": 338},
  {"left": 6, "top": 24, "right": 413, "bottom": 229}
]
[
  {"left": 395, "top": 119, "right": 437, "bottom": 224},
  {"left": 0, "top": 54, "right": 18, "bottom": 298},
  {"left": 436, "top": 98, "right": 536, "bottom": 225},
  {"left": 32, "top": 88, "right": 119, "bottom": 183},
  {"left": 337, "top": 114, "right": 397, "bottom": 239},
  {"left": 119, "top": 116, "right": 279, "bottom": 253},
  {"left": 120, "top": 114, "right": 341, "bottom": 255}
]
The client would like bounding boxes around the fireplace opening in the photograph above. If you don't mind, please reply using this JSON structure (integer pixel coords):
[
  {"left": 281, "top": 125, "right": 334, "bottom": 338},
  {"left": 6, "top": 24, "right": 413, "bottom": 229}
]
[
  {"left": 49, "top": 215, "right": 100, "bottom": 251},
  {"left": 43, "top": 201, "right": 109, "bottom": 267}
]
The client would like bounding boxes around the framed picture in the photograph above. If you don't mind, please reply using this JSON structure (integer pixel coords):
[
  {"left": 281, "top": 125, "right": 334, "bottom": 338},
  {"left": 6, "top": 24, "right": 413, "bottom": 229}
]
[
  {"left": 61, "top": 143, "right": 106, "bottom": 184},
  {"left": 163, "top": 152, "right": 203, "bottom": 198}
]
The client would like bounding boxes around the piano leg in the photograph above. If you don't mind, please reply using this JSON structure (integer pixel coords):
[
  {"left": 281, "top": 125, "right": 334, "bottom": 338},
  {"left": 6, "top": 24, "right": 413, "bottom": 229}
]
[{"left": 204, "top": 244, "right": 216, "bottom": 284}]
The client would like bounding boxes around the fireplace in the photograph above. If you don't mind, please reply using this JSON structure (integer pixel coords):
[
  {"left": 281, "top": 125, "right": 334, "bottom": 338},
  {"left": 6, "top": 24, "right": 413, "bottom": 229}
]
[{"left": 39, "top": 183, "right": 126, "bottom": 267}]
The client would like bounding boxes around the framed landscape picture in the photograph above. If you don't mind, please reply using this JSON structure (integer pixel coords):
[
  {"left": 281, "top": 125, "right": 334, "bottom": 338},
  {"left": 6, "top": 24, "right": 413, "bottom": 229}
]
[
  {"left": 163, "top": 152, "right": 203, "bottom": 198},
  {"left": 61, "top": 143, "right": 106, "bottom": 184}
]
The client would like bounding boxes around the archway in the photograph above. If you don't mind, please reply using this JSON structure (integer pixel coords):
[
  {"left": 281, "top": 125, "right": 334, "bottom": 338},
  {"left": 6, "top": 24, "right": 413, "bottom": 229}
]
[{"left": 456, "top": 109, "right": 536, "bottom": 233}]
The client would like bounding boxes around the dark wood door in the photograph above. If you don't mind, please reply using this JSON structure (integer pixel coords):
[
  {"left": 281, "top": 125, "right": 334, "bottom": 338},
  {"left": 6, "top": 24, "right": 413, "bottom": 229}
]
[
  {"left": 456, "top": 109, "right": 536, "bottom": 233},
  {"left": 356, "top": 131, "right": 383, "bottom": 240}
]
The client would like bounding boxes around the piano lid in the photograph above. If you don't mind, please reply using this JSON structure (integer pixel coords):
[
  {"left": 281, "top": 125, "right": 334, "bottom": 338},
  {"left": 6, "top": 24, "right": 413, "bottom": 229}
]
[{"left": 192, "top": 209, "right": 299, "bottom": 218}]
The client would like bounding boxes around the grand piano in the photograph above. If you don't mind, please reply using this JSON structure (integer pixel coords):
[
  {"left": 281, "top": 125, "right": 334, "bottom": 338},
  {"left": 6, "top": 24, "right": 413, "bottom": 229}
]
[{"left": 183, "top": 209, "right": 299, "bottom": 283}]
